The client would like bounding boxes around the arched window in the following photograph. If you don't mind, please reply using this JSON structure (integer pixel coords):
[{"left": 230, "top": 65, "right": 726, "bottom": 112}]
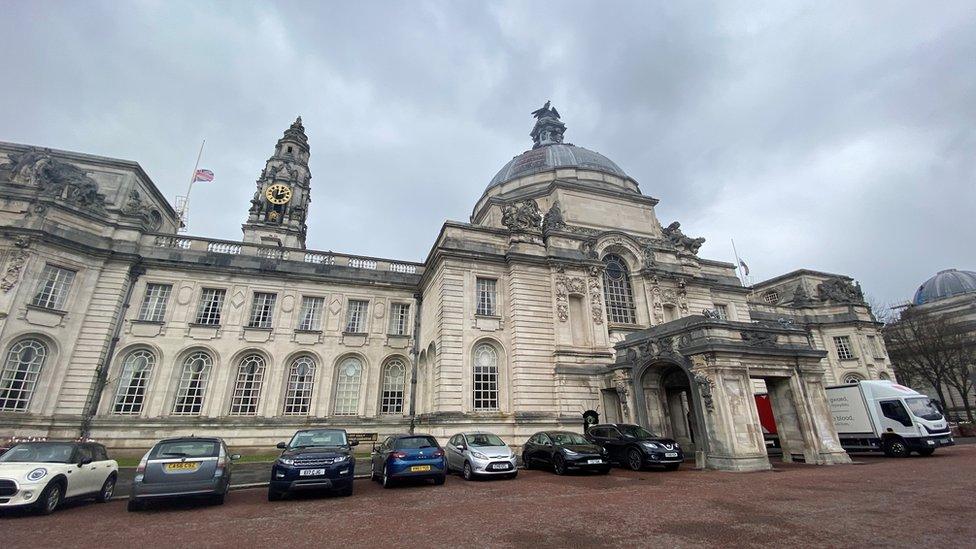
[
  {"left": 113, "top": 349, "right": 155, "bottom": 415},
  {"left": 843, "top": 373, "right": 863, "bottom": 384},
  {"left": 229, "top": 354, "right": 266, "bottom": 416},
  {"left": 0, "top": 339, "right": 48, "bottom": 412},
  {"left": 602, "top": 254, "right": 636, "bottom": 324},
  {"left": 879, "top": 372, "right": 891, "bottom": 381},
  {"left": 333, "top": 357, "right": 363, "bottom": 416},
  {"left": 473, "top": 343, "right": 499, "bottom": 410},
  {"left": 283, "top": 356, "right": 316, "bottom": 416},
  {"left": 381, "top": 358, "right": 406, "bottom": 414},
  {"left": 172, "top": 351, "right": 213, "bottom": 415}
]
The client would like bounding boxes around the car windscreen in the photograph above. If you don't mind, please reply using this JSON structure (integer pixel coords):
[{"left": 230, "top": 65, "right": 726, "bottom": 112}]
[
  {"left": 617, "top": 425, "right": 656, "bottom": 439},
  {"left": 549, "top": 432, "right": 588, "bottom": 445},
  {"left": 467, "top": 434, "right": 505, "bottom": 447},
  {"left": 150, "top": 440, "right": 219, "bottom": 459},
  {"left": 395, "top": 436, "right": 438, "bottom": 450},
  {"left": 290, "top": 430, "right": 347, "bottom": 448},
  {"left": 905, "top": 397, "right": 943, "bottom": 421},
  {"left": 0, "top": 442, "right": 75, "bottom": 463}
]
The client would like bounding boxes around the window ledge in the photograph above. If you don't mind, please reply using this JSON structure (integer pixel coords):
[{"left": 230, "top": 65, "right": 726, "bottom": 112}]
[
  {"left": 839, "top": 357, "right": 859, "bottom": 362},
  {"left": 387, "top": 333, "right": 410, "bottom": 338},
  {"left": 294, "top": 329, "right": 323, "bottom": 334},
  {"left": 608, "top": 322, "right": 642, "bottom": 330},
  {"left": 343, "top": 331, "right": 368, "bottom": 336},
  {"left": 131, "top": 319, "right": 165, "bottom": 325},
  {"left": 25, "top": 304, "right": 66, "bottom": 316},
  {"left": 188, "top": 322, "right": 221, "bottom": 328},
  {"left": 244, "top": 326, "right": 273, "bottom": 331},
  {"left": 475, "top": 314, "right": 501, "bottom": 320}
]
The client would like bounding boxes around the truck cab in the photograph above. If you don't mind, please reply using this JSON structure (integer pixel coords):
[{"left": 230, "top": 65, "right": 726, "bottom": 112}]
[{"left": 827, "top": 380, "right": 954, "bottom": 457}]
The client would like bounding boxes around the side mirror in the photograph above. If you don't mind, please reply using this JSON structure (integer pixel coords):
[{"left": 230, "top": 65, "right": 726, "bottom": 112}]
[
  {"left": 230, "top": 454, "right": 242, "bottom": 461},
  {"left": 350, "top": 440, "right": 359, "bottom": 447},
  {"left": 79, "top": 457, "right": 93, "bottom": 467},
  {"left": 457, "top": 445, "right": 466, "bottom": 452},
  {"left": 276, "top": 442, "right": 287, "bottom": 449}
]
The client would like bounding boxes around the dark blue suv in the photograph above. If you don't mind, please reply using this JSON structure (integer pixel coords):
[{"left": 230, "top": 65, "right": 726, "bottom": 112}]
[{"left": 268, "top": 428, "right": 358, "bottom": 501}]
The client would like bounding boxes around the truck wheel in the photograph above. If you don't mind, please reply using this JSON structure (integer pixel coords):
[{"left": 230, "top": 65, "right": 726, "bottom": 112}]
[
  {"left": 883, "top": 438, "right": 909, "bottom": 458},
  {"left": 916, "top": 448, "right": 935, "bottom": 457}
]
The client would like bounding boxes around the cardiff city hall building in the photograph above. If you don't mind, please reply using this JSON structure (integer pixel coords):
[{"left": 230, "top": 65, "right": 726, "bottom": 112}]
[{"left": 0, "top": 106, "right": 897, "bottom": 471}]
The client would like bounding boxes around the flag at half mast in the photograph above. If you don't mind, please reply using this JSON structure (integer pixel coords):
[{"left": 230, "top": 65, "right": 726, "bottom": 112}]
[
  {"left": 739, "top": 260, "right": 750, "bottom": 276},
  {"left": 193, "top": 169, "right": 214, "bottom": 182}
]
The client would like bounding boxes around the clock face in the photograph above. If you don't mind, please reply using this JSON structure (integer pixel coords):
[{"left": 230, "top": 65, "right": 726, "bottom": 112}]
[{"left": 265, "top": 184, "right": 292, "bottom": 205}]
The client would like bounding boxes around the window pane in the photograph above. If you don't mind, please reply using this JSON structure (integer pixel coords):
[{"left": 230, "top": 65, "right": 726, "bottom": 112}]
[
  {"left": 298, "top": 296, "right": 324, "bottom": 331},
  {"left": 0, "top": 339, "right": 48, "bottom": 412},
  {"left": 283, "top": 356, "right": 316, "bottom": 415},
  {"left": 138, "top": 283, "right": 172, "bottom": 322},
  {"left": 388, "top": 303, "right": 410, "bottom": 335},
  {"left": 247, "top": 292, "right": 277, "bottom": 328},
  {"left": 834, "top": 336, "right": 855, "bottom": 360},
  {"left": 715, "top": 304, "right": 728, "bottom": 320},
  {"left": 172, "top": 351, "right": 213, "bottom": 415},
  {"left": 229, "top": 354, "right": 265, "bottom": 415},
  {"left": 476, "top": 278, "right": 497, "bottom": 316},
  {"left": 381, "top": 359, "right": 406, "bottom": 414},
  {"left": 602, "top": 255, "right": 635, "bottom": 324},
  {"left": 345, "top": 300, "right": 368, "bottom": 333},
  {"left": 31, "top": 265, "right": 76, "bottom": 310},
  {"left": 113, "top": 349, "right": 155, "bottom": 415},
  {"left": 195, "top": 288, "right": 226, "bottom": 325},
  {"left": 473, "top": 344, "right": 498, "bottom": 410},
  {"left": 333, "top": 357, "right": 362, "bottom": 415}
]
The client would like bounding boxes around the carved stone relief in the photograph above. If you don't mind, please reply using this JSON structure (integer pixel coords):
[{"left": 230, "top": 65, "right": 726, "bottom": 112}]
[
  {"left": 501, "top": 199, "right": 542, "bottom": 232},
  {"left": 587, "top": 271, "right": 604, "bottom": 325},
  {"left": 1, "top": 149, "right": 107, "bottom": 214},
  {"left": 0, "top": 236, "right": 30, "bottom": 293},
  {"left": 120, "top": 189, "right": 163, "bottom": 232}
]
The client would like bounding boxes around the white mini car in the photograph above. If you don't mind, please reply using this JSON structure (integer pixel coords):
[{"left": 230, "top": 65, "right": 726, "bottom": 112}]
[{"left": 0, "top": 441, "right": 118, "bottom": 514}]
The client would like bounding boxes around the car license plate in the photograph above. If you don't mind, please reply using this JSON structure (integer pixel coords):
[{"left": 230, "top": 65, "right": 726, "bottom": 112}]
[
  {"left": 410, "top": 465, "right": 431, "bottom": 472},
  {"left": 300, "top": 468, "right": 326, "bottom": 477},
  {"left": 665, "top": 452, "right": 679, "bottom": 458},
  {"left": 587, "top": 459, "right": 602, "bottom": 464},
  {"left": 490, "top": 463, "right": 508, "bottom": 470},
  {"left": 164, "top": 462, "right": 199, "bottom": 472}
]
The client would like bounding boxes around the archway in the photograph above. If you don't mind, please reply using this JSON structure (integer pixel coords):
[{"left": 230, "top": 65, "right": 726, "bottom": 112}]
[{"left": 637, "top": 361, "right": 700, "bottom": 454}]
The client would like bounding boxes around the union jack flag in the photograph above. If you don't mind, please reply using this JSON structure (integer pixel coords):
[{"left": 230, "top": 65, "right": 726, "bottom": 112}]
[{"left": 193, "top": 169, "right": 214, "bottom": 182}]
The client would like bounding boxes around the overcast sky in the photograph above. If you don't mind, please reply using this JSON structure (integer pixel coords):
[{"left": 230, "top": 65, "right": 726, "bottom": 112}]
[{"left": 2, "top": 0, "right": 974, "bottom": 305}]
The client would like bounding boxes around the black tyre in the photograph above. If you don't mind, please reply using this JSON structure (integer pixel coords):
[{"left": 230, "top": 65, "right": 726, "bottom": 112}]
[
  {"left": 917, "top": 448, "right": 935, "bottom": 457},
  {"left": 462, "top": 461, "right": 474, "bottom": 481},
  {"left": 553, "top": 455, "right": 567, "bottom": 475},
  {"left": 370, "top": 462, "right": 378, "bottom": 482},
  {"left": 382, "top": 465, "right": 395, "bottom": 489},
  {"left": 883, "top": 438, "right": 909, "bottom": 458},
  {"left": 522, "top": 454, "right": 532, "bottom": 470},
  {"left": 337, "top": 483, "right": 354, "bottom": 497},
  {"left": 95, "top": 473, "right": 116, "bottom": 503},
  {"left": 507, "top": 471, "right": 518, "bottom": 480},
  {"left": 127, "top": 498, "right": 144, "bottom": 512},
  {"left": 599, "top": 467, "right": 611, "bottom": 475},
  {"left": 627, "top": 448, "right": 644, "bottom": 471},
  {"left": 267, "top": 489, "right": 283, "bottom": 501},
  {"left": 213, "top": 492, "right": 226, "bottom": 506},
  {"left": 433, "top": 474, "right": 446, "bottom": 486},
  {"left": 664, "top": 463, "right": 681, "bottom": 471},
  {"left": 35, "top": 481, "right": 63, "bottom": 515}
]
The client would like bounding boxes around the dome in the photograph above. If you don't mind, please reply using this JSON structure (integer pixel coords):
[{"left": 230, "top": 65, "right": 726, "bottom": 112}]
[
  {"left": 487, "top": 143, "right": 629, "bottom": 190},
  {"left": 912, "top": 269, "right": 976, "bottom": 305}
]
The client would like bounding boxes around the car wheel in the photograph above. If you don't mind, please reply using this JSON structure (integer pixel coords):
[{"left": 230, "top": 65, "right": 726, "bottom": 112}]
[
  {"left": 267, "top": 488, "right": 283, "bottom": 501},
  {"left": 462, "top": 461, "right": 474, "bottom": 481},
  {"left": 338, "top": 483, "right": 354, "bottom": 497},
  {"left": 627, "top": 448, "right": 644, "bottom": 471},
  {"left": 507, "top": 471, "right": 518, "bottom": 480},
  {"left": 213, "top": 493, "right": 226, "bottom": 506},
  {"left": 95, "top": 474, "right": 116, "bottom": 503},
  {"left": 382, "top": 464, "right": 395, "bottom": 489},
  {"left": 599, "top": 467, "right": 611, "bottom": 475},
  {"left": 127, "top": 498, "right": 144, "bottom": 512},
  {"left": 433, "top": 474, "right": 446, "bottom": 486},
  {"left": 370, "top": 461, "right": 377, "bottom": 482},
  {"left": 665, "top": 463, "right": 681, "bottom": 471},
  {"left": 553, "top": 455, "right": 567, "bottom": 475},
  {"left": 522, "top": 454, "right": 532, "bottom": 470},
  {"left": 883, "top": 438, "right": 909, "bottom": 458},
  {"left": 917, "top": 448, "right": 935, "bottom": 457},
  {"left": 35, "top": 481, "right": 63, "bottom": 515}
]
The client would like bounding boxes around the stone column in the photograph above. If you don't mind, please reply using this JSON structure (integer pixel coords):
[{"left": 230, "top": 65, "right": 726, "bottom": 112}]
[{"left": 793, "top": 369, "right": 851, "bottom": 465}]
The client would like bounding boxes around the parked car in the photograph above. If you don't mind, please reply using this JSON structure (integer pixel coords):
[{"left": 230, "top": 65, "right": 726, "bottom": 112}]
[
  {"left": 128, "top": 437, "right": 239, "bottom": 511},
  {"left": 0, "top": 440, "right": 118, "bottom": 515},
  {"left": 370, "top": 434, "right": 446, "bottom": 488},
  {"left": 445, "top": 432, "right": 517, "bottom": 480},
  {"left": 268, "top": 428, "right": 357, "bottom": 501},
  {"left": 585, "top": 423, "right": 683, "bottom": 471},
  {"left": 522, "top": 431, "right": 610, "bottom": 475}
]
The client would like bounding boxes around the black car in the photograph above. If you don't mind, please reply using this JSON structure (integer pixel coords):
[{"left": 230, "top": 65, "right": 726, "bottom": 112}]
[
  {"left": 521, "top": 431, "right": 610, "bottom": 475},
  {"left": 585, "top": 423, "right": 683, "bottom": 471},
  {"left": 268, "top": 429, "right": 358, "bottom": 501}
]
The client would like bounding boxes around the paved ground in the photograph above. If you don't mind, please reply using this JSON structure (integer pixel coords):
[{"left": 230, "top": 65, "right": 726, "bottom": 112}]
[{"left": 4, "top": 445, "right": 976, "bottom": 548}]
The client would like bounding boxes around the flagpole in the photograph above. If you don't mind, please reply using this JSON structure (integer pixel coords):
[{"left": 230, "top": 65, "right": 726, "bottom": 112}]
[
  {"left": 179, "top": 139, "right": 205, "bottom": 230},
  {"left": 731, "top": 238, "right": 744, "bottom": 284}
]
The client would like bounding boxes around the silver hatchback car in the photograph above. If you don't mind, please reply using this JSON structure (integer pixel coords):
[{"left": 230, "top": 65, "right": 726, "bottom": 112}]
[{"left": 445, "top": 432, "right": 518, "bottom": 480}]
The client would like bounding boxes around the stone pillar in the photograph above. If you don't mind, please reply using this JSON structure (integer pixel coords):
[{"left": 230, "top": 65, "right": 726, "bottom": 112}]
[
  {"left": 766, "top": 377, "right": 805, "bottom": 462},
  {"left": 695, "top": 363, "right": 771, "bottom": 472},
  {"left": 794, "top": 370, "right": 852, "bottom": 465}
]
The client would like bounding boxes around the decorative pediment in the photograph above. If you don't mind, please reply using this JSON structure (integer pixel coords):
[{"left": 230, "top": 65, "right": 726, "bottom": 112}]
[
  {"left": 1, "top": 149, "right": 107, "bottom": 214},
  {"left": 501, "top": 199, "right": 542, "bottom": 233},
  {"left": 816, "top": 277, "right": 865, "bottom": 304},
  {"left": 120, "top": 189, "right": 163, "bottom": 232}
]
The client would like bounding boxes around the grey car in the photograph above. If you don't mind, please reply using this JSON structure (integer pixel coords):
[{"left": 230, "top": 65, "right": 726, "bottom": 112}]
[
  {"left": 128, "top": 437, "right": 239, "bottom": 511},
  {"left": 445, "top": 432, "right": 518, "bottom": 480}
]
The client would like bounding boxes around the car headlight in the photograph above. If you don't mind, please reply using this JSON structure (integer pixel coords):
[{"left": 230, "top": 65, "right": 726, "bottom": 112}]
[
  {"left": 332, "top": 455, "right": 349, "bottom": 463},
  {"left": 27, "top": 468, "right": 47, "bottom": 482},
  {"left": 470, "top": 450, "right": 488, "bottom": 460},
  {"left": 563, "top": 449, "right": 579, "bottom": 456},
  {"left": 642, "top": 442, "right": 660, "bottom": 450},
  {"left": 278, "top": 457, "right": 295, "bottom": 466}
]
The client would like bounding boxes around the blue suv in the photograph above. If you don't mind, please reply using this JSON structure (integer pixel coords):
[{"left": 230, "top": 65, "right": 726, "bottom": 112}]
[
  {"left": 268, "top": 429, "right": 358, "bottom": 501},
  {"left": 370, "top": 434, "right": 446, "bottom": 488}
]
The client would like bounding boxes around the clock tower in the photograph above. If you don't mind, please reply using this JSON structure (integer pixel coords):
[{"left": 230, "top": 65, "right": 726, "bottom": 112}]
[{"left": 242, "top": 116, "right": 311, "bottom": 249}]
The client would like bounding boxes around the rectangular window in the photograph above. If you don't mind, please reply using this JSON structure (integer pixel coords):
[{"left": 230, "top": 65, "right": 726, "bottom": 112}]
[
  {"left": 195, "top": 288, "right": 226, "bottom": 325},
  {"left": 834, "top": 335, "right": 855, "bottom": 360},
  {"left": 388, "top": 303, "right": 410, "bottom": 335},
  {"left": 715, "top": 304, "right": 728, "bottom": 320},
  {"left": 867, "top": 335, "right": 884, "bottom": 358},
  {"left": 345, "top": 299, "right": 368, "bottom": 333},
  {"left": 31, "top": 264, "right": 76, "bottom": 310},
  {"left": 247, "top": 292, "right": 277, "bottom": 328},
  {"left": 297, "top": 296, "right": 324, "bottom": 331},
  {"left": 476, "top": 278, "right": 497, "bottom": 316},
  {"left": 137, "top": 283, "right": 172, "bottom": 322}
]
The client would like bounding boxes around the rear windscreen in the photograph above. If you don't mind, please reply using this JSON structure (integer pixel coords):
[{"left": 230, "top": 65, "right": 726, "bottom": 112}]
[
  {"left": 395, "top": 436, "right": 438, "bottom": 450},
  {"left": 150, "top": 440, "right": 219, "bottom": 459}
]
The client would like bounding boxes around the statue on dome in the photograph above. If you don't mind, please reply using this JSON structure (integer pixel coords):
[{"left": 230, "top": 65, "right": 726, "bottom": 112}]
[{"left": 531, "top": 100, "right": 560, "bottom": 120}]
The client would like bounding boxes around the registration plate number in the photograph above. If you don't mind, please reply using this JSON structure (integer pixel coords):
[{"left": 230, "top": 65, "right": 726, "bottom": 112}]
[
  {"left": 489, "top": 463, "right": 509, "bottom": 470},
  {"left": 164, "top": 462, "right": 199, "bottom": 472},
  {"left": 587, "top": 459, "right": 602, "bottom": 464},
  {"left": 300, "top": 468, "right": 326, "bottom": 477},
  {"left": 410, "top": 465, "right": 431, "bottom": 472},
  {"left": 665, "top": 452, "right": 679, "bottom": 458}
]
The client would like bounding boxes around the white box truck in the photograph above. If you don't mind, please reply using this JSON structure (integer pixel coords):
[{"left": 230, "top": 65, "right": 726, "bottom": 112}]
[{"left": 826, "top": 380, "right": 954, "bottom": 457}]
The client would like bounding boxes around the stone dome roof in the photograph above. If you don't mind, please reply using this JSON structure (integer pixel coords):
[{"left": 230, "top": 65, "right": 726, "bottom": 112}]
[
  {"left": 487, "top": 143, "right": 628, "bottom": 190},
  {"left": 913, "top": 268, "right": 976, "bottom": 305}
]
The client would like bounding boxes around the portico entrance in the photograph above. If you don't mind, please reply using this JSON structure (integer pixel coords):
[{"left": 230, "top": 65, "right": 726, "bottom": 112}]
[{"left": 639, "top": 363, "right": 698, "bottom": 454}]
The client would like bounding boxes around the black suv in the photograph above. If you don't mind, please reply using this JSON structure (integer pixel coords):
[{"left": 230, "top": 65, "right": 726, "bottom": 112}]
[
  {"left": 268, "top": 428, "right": 358, "bottom": 501},
  {"left": 585, "top": 423, "right": 683, "bottom": 471}
]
